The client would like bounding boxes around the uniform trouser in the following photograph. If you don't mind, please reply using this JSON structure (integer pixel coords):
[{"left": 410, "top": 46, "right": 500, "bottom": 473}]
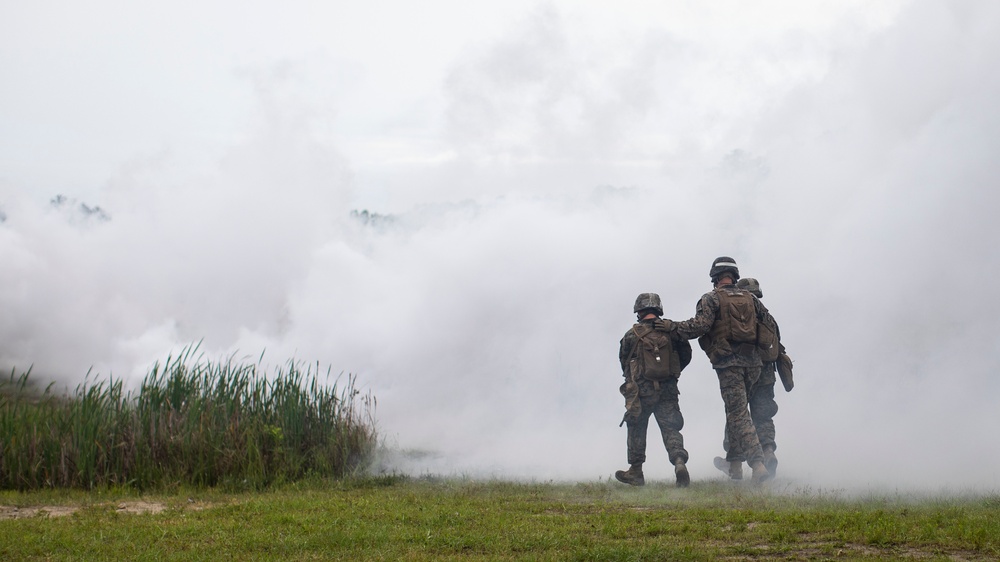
[
  {"left": 624, "top": 378, "right": 688, "bottom": 467},
  {"left": 716, "top": 366, "right": 765, "bottom": 466},
  {"left": 723, "top": 363, "right": 778, "bottom": 459}
]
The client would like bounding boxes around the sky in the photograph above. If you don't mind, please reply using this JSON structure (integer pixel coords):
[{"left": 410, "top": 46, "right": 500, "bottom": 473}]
[{"left": 2, "top": 0, "right": 999, "bottom": 493}]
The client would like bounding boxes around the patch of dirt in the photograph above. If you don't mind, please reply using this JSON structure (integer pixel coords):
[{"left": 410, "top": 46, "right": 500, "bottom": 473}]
[
  {"left": 0, "top": 505, "right": 79, "bottom": 519},
  {"left": 115, "top": 501, "right": 166, "bottom": 515},
  {"left": 0, "top": 499, "right": 213, "bottom": 519},
  {"left": 717, "top": 537, "right": 993, "bottom": 561}
]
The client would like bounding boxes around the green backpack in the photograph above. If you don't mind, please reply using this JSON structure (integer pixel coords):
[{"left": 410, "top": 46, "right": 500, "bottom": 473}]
[{"left": 628, "top": 324, "right": 681, "bottom": 381}]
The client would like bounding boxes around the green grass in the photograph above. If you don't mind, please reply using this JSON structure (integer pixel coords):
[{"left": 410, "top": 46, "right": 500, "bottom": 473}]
[
  {"left": 1, "top": 478, "right": 997, "bottom": 560},
  {"left": 0, "top": 347, "right": 377, "bottom": 491}
]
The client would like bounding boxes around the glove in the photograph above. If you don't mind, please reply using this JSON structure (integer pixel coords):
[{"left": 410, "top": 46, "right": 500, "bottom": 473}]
[{"left": 653, "top": 318, "right": 674, "bottom": 332}]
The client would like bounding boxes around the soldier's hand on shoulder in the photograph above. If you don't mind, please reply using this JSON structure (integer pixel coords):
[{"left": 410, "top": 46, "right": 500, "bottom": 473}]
[{"left": 653, "top": 318, "right": 673, "bottom": 332}]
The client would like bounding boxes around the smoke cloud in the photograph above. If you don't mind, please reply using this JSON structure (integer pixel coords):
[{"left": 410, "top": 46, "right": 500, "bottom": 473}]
[{"left": 1, "top": 0, "right": 998, "bottom": 492}]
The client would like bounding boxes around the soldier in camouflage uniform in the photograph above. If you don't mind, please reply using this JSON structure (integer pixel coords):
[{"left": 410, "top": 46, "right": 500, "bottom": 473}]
[
  {"left": 713, "top": 277, "right": 792, "bottom": 479},
  {"left": 615, "top": 293, "right": 693, "bottom": 488},
  {"left": 668, "top": 257, "right": 774, "bottom": 484}
]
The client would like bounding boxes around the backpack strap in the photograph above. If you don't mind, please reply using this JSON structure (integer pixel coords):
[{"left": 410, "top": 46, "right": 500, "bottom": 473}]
[
  {"left": 628, "top": 326, "right": 643, "bottom": 363},
  {"left": 629, "top": 325, "right": 661, "bottom": 391},
  {"left": 630, "top": 324, "right": 658, "bottom": 358}
]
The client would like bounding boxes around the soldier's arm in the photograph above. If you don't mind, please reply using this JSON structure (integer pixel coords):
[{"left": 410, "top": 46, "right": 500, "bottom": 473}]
[
  {"left": 671, "top": 294, "right": 716, "bottom": 340},
  {"left": 619, "top": 334, "right": 633, "bottom": 376}
]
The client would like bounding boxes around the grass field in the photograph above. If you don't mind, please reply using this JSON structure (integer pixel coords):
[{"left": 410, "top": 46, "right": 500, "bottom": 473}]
[
  {"left": 2, "top": 476, "right": 997, "bottom": 560},
  {"left": 2, "top": 355, "right": 997, "bottom": 559}
]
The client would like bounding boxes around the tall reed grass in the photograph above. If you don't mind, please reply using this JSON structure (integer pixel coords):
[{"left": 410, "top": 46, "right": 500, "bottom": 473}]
[{"left": 0, "top": 348, "right": 377, "bottom": 490}]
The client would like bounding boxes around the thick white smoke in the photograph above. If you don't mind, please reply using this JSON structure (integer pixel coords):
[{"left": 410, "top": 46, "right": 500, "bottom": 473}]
[{"left": 1, "top": 0, "right": 998, "bottom": 492}]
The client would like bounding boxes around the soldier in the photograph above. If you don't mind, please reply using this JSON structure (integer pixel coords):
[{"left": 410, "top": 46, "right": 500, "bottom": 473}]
[
  {"left": 615, "top": 293, "right": 693, "bottom": 488},
  {"left": 668, "top": 257, "right": 775, "bottom": 484},
  {"left": 713, "top": 277, "right": 793, "bottom": 480}
]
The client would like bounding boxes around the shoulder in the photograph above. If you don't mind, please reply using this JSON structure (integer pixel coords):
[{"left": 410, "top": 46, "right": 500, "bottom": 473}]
[
  {"left": 698, "top": 290, "right": 721, "bottom": 308},
  {"left": 621, "top": 323, "right": 641, "bottom": 341},
  {"left": 633, "top": 321, "right": 657, "bottom": 335}
]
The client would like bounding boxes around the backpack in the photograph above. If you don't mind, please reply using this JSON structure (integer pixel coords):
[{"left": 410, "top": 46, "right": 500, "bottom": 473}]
[
  {"left": 757, "top": 314, "right": 780, "bottom": 362},
  {"left": 701, "top": 287, "right": 761, "bottom": 362},
  {"left": 716, "top": 288, "right": 758, "bottom": 344},
  {"left": 628, "top": 324, "right": 681, "bottom": 381}
]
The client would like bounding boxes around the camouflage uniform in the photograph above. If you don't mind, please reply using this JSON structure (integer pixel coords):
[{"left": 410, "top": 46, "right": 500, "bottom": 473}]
[
  {"left": 671, "top": 284, "right": 773, "bottom": 468},
  {"left": 722, "top": 277, "right": 789, "bottom": 471},
  {"left": 723, "top": 316, "right": 780, "bottom": 459},
  {"left": 619, "top": 318, "right": 693, "bottom": 467},
  {"left": 749, "top": 360, "right": 778, "bottom": 453}
]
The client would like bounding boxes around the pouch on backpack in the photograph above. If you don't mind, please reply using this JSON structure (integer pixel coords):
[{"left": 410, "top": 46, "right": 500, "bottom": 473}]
[
  {"left": 631, "top": 324, "right": 681, "bottom": 381},
  {"left": 777, "top": 349, "right": 794, "bottom": 392}
]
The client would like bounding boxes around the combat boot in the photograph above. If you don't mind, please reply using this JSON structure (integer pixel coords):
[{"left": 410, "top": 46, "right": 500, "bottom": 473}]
[
  {"left": 763, "top": 448, "right": 778, "bottom": 477},
  {"left": 713, "top": 457, "right": 743, "bottom": 479},
  {"left": 615, "top": 464, "right": 645, "bottom": 486},
  {"left": 729, "top": 460, "right": 743, "bottom": 480},
  {"left": 674, "top": 460, "right": 690, "bottom": 488},
  {"left": 713, "top": 456, "right": 728, "bottom": 475},
  {"left": 750, "top": 461, "right": 772, "bottom": 485}
]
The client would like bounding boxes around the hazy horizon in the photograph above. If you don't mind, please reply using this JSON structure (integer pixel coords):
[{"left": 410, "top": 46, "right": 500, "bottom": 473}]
[{"left": 2, "top": 0, "right": 998, "bottom": 493}]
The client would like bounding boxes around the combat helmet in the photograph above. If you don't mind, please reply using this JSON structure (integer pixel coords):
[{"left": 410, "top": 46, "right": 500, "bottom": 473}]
[
  {"left": 709, "top": 256, "right": 740, "bottom": 284},
  {"left": 633, "top": 293, "right": 663, "bottom": 317},
  {"left": 737, "top": 277, "right": 763, "bottom": 298}
]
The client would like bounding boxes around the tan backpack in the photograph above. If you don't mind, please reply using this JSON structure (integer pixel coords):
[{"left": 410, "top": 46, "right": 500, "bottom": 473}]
[
  {"left": 628, "top": 324, "right": 682, "bottom": 381},
  {"left": 700, "top": 287, "right": 762, "bottom": 362},
  {"left": 715, "top": 288, "right": 758, "bottom": 344}
]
